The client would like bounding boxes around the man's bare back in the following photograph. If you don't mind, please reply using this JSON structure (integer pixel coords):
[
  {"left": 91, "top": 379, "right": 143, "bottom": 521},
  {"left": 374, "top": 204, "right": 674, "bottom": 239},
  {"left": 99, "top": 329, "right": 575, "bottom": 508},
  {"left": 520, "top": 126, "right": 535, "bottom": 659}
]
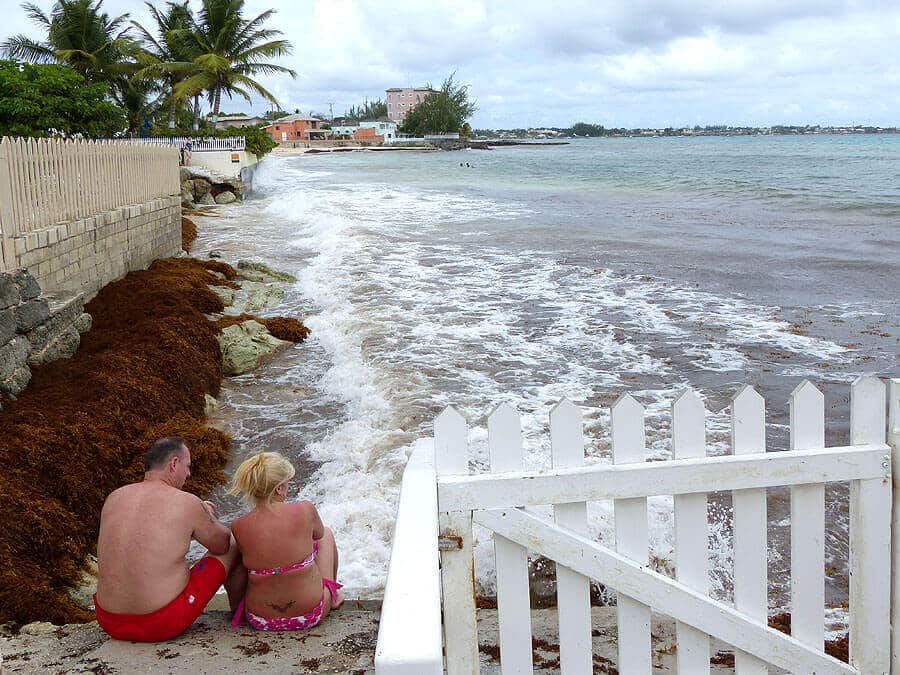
[
  {"left": 96, "top": 481, "right": 228, "bottom": 614},
  {"left": 93, "top": 438, "right": 244, "bottom": 641}
]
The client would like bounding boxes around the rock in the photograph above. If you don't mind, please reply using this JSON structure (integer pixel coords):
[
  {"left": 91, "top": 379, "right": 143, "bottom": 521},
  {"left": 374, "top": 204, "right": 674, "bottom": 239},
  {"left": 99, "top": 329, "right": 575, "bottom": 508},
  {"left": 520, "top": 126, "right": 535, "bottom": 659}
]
[
  {"left": 15, "top": 298, "right": 50, "bottom": 332},
  {"left": 179, "top": 167, "right": 192, "bottom": 183},
  {"left": 237, "top": 260, "right": 297, "bottom": 283},
  {"left": 66, "top": 556, "right": 98, "bottom": 610},
  {"left": 208, "top": 250, "right": 223, "bottom": 259},
  {"left": 181, "top": 179, "right": 194, "bottom": 195},
  {"left": 204, "top": 393, "right": 219, "bottom": 417},
  {"left": 74, "top": 312, "right": 92, "bottom": 334},
  {"left": 240, "top": 282, "right": 285, "bottom": 312},
  {"left": 218, "top": 320, "right": 291, "bottom": 376},
  {"left": 13, "top": 270, "right": 41, "bottom": 301},
  {"left": 27, "top": 325, "right": 80, "bottom": 367},
  {"left": 192, "top": 178, "right": 212, "bottom": 198},
  {"left": 0, "top": 273, "right": 20, "bottom": 309},
  {"left": 20, "top": 621, "right": 57, "bottom": 635},
  {"left": 210, "top": 285, "right": 235, "bottom": 306},
  {"left": 25, "top": 293, "right": 84, "bottom": 351},
  {"left": 198, "top": 192, "right": 216, "bottom": 206},
  {"left": 215, "top": 191, "right": 236, "bottom": 204},
  {"left": 0, "top": 336, "right": 30, "bottom": 380},
  {"left": 0, "top": 365, "right": 31, "bottom": 397},
  {"left": 0, "top": 307, "right": 15, "bottom": 344},
  {"left": 182, "top": 198, "right": 197, "bottom": 210}
]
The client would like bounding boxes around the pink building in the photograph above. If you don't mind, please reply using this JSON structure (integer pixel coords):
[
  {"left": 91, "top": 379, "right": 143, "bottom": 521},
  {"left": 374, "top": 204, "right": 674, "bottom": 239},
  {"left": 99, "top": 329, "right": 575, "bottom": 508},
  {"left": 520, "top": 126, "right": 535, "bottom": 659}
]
[{"left": 385, "top": 87, "right": 437, "bottom": 123}]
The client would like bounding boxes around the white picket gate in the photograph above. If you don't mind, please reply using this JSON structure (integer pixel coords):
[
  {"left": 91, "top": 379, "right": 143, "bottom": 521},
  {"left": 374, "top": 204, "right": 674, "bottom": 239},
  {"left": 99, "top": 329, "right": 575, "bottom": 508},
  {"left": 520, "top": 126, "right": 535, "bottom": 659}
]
[{"left": 375, "top": 376, "right": 900, "bottom": 674}]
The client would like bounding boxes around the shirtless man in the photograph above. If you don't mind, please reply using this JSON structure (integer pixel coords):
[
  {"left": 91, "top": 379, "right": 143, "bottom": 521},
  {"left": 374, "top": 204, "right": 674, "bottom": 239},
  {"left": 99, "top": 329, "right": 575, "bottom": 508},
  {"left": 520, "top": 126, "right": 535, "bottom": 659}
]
[{"left": 94, "top": 437, "right": 246, "bottom": 641}]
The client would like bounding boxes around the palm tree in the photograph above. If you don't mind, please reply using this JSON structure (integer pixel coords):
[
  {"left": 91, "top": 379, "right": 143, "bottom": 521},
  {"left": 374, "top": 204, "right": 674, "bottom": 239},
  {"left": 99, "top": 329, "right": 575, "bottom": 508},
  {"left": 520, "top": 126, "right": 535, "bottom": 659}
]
[
  {"left": 174, "top": 0, "right": 296, "bottom": 127},
  {"left": 1, "top": 0, "right": 131, "bottom": 83},
  {"left": 131, "top": 1, "right": 196, "bottom": 129}
]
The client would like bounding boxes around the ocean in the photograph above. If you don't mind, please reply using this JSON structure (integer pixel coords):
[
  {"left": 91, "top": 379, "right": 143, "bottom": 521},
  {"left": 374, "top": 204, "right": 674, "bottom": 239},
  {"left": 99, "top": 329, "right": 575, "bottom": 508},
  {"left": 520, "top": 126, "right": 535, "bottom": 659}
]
[{"left": 197, "top": 135, "right": 899, "bottom": 632}]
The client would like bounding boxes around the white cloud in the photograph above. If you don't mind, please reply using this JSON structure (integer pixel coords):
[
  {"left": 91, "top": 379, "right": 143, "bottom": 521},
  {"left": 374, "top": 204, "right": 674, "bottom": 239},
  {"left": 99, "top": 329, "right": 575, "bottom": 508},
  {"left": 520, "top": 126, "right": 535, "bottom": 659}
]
[{"left": 2, "top": 0, "right": 900, "bottom": 127}]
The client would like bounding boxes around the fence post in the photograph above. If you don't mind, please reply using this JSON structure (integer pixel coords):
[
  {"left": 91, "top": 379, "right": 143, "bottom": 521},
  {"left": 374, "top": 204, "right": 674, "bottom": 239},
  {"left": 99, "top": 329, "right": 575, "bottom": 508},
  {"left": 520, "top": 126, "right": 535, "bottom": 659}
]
[
  {"left": 435, "top": 406, "right": 477, "bottom": 675},
  {"left": 0, "top": 139, "right": 18, "bottom": 270},
  {"left": 848, "top": 376, "right": 890, "bottom": 673},
  {"left": 890, "top": 378, "right": 900, "bottom": 673}
]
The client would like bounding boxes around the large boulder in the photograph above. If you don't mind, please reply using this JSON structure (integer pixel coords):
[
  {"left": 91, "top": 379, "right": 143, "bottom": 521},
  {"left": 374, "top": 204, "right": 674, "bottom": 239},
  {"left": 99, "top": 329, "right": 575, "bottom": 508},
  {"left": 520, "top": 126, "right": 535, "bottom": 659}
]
[
  {"left": 0, "top": 273, "right": 20, "bottom": 309},
  {"left": 192, "top": 178, "right": 212, "bottom": 198},
  {"left": 198, "top": 193, "right": 216, "bottom": 206},
  {"left": 218, "top": 320, "right": 292, "bottom": 375},
  {"left": 0, "top": 307, "right": 15, "bottom": 345},
  {"left": 237, "top": 260, "right": 297, "bottom": 283},
  {"left": 215, "top": 191, "right": 236, "bottom": 205},
  {"left": 15, "top": 298, "right": 49, "bottom": 332},
  {"left": 239, "top": 281, "right": 285, "bottom": 312},
  {"left": 27, "top": 324, "right": 80, "bottom": 367},
  {"left": 13, "top": 270, "right": 41, "bottom": 301}
]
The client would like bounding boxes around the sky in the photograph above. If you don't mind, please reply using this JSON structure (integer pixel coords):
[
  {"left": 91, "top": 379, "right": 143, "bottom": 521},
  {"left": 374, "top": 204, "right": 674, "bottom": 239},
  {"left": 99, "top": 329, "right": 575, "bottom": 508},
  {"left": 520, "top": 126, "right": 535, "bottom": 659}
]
[{"left": 2, "top": 0, "right": 900, "bottom": 129}]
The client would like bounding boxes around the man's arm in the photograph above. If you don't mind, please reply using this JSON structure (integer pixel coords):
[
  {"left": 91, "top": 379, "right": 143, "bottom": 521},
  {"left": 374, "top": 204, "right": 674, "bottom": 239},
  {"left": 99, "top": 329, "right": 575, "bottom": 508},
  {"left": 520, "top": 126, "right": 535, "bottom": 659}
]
[{"left": 190, "top": 497, "right": 231, "bottom": 555}]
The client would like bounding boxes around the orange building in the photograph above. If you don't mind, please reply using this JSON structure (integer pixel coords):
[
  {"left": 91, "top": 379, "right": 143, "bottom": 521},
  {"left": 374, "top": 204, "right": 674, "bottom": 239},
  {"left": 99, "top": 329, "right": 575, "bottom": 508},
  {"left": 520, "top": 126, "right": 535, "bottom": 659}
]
[
  {"left": 263, "top": 115, "right": 328, "bottom": 142},
  {"left": 352, "top": 126, "right": 384, "bottom": 142}
]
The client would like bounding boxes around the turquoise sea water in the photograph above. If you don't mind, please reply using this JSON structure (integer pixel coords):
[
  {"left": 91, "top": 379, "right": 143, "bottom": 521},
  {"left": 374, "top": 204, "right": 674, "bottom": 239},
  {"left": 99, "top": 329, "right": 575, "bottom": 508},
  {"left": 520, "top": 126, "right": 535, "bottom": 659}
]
[{"left": 199, "top": 135, "right": 898, "bottom": 628}]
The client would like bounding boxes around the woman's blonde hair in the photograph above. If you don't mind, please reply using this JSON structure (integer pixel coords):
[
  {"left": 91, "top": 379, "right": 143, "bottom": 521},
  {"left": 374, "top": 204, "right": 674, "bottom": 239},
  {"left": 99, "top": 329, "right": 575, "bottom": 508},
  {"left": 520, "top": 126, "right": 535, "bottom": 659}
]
[{"left": 228, "top": 451, "right": 296, "bottom": 507}]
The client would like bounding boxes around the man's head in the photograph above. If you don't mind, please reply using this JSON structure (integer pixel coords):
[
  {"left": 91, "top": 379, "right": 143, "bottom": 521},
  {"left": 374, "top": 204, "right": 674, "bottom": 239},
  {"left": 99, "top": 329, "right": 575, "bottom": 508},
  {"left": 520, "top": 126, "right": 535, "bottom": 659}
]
[{"left": 144, "top": 437, "right": 191, "bottom": 488}]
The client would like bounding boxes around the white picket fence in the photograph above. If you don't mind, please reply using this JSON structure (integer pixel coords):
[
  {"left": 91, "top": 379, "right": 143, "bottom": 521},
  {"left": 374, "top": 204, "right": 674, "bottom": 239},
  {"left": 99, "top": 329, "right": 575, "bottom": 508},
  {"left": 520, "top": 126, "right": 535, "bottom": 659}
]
[
  {"left": 375, "top": 376, "right": 900, "bottom": 674},
  {"left": 120, "top": 136, "right": 246, "bottom": 152},
  {"left": 0, "top": 137, "right": 179, "bottom": 270}
]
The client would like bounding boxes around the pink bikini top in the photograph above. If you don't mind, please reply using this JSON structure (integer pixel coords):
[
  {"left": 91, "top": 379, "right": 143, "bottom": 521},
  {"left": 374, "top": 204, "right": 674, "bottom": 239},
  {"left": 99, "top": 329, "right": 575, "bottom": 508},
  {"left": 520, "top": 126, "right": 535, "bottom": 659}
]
[{"left": 247, "top": 539, "right": 319, "bottom": 577}]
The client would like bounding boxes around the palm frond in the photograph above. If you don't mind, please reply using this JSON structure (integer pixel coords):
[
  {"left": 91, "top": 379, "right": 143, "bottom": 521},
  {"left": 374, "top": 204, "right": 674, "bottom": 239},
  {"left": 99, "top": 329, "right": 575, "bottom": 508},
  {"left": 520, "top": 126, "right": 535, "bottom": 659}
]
[
  {"left": 22, "top": 2, "right": 51, "bottom": 28},
  {"left": 1, "top": 35, "right": 56, "bottom": 62}
]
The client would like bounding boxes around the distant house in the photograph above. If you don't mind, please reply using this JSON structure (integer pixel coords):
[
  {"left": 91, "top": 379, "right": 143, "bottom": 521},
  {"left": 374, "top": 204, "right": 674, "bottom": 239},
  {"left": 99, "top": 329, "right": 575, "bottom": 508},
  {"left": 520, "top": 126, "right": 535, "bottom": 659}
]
[
  {"left": 263, "top": 114, "right": 330, "bottom": 142},
  {"left": 358, "top": 120, "right": 397, "bottom": 140},
  {"left": 215, "top": 115, "right": 267, "bottom": 129},
  {"left": 330, "top": 119, "right": 398, "bottom": 143},
  {"left": 385, "top": 87, "right": 437, "bottom": 123}
]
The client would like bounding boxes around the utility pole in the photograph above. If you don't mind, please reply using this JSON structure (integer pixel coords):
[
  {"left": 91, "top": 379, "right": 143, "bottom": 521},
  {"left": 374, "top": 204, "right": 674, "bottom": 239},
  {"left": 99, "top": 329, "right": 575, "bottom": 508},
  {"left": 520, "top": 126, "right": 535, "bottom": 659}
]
[{"left": 328, "top": 102, "right": 334, "bottom": 121}]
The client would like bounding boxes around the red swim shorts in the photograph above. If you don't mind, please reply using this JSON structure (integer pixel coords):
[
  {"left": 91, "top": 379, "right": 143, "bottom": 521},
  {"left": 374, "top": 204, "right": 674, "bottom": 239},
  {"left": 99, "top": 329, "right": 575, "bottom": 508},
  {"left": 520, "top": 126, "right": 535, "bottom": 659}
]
[{"left": 94, "top": 557, "right": 226, "bottom": 642}]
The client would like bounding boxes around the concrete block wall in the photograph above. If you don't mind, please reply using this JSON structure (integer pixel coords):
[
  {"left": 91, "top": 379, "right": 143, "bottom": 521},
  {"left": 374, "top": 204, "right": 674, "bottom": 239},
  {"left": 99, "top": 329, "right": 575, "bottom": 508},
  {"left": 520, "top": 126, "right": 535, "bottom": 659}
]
[{"left": 11, "top": 195, "right": 181, "bottom": 300}]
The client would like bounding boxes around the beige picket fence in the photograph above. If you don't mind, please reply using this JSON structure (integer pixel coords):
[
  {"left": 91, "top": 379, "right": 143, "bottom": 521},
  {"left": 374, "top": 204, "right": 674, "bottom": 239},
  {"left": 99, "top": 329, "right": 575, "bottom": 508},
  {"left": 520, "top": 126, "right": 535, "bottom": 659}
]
[{"left": 0, "top": 137, "right": 179, "bottom": 270}]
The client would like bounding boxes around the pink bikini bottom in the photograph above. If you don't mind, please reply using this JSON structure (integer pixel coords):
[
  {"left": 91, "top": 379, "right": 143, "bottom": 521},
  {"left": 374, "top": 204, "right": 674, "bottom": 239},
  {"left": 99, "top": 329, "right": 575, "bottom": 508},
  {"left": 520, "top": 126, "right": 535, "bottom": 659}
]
[{"left": 231, "top": 578, "right": 343, "bottom": 632}]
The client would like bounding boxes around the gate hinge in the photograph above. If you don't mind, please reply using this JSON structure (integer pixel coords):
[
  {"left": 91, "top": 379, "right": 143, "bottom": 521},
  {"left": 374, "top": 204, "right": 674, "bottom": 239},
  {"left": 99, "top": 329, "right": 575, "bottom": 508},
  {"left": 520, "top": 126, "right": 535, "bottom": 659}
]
[{"left": 438, "top": 534, "right": 463, "bottom": 551}]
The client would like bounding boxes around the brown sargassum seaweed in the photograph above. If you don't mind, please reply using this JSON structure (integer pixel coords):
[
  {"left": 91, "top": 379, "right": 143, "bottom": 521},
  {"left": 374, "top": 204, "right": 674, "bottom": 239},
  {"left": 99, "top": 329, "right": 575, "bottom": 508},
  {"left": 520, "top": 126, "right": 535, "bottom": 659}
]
[{"left": 0, "top": 257, "right": 308, "bottom": 625}]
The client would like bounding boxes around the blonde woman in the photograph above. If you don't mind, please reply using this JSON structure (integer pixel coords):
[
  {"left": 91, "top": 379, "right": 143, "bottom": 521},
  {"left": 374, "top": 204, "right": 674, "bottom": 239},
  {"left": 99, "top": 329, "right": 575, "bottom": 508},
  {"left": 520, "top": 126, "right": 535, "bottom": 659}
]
[{"left": 228, "top": 452, "right": 342, "bottom": 631}]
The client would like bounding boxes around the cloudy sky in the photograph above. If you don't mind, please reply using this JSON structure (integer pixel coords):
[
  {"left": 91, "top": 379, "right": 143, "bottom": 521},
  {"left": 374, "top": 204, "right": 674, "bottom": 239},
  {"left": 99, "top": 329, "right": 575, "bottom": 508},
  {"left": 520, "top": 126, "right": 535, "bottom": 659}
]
[{"left": 3, "top": 0, "right": 900, "bottom": 128}]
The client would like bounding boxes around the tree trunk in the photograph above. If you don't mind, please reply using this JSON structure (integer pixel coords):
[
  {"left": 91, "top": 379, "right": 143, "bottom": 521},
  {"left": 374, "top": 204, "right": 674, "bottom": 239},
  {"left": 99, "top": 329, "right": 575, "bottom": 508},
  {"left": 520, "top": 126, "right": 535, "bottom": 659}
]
[
  {"left": 192, "top": 94, "right": 200, "bottom": 131},
  {"left": 211, "top": 87, "right": 221, "bottom": 126},
  {"left": 168, "top": 82, "right": 176, "bottom": 129}
]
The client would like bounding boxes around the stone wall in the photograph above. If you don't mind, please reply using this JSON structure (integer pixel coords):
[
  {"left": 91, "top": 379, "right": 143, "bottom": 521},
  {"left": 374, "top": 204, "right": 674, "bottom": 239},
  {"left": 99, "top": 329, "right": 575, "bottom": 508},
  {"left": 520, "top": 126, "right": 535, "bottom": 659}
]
[
  {"left": 11, "top": 195, "right": 181, "bottom": 301},
  {"left": 0, "top": 269, "right": 91, "bottom": 406}
]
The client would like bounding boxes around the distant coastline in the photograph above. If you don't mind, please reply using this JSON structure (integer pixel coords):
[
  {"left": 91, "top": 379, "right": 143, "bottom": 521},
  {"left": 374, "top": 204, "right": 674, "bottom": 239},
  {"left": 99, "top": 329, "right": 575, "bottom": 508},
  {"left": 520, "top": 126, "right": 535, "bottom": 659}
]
[{"left": 475, "top": 124, "right": 900, "bottom": 141}]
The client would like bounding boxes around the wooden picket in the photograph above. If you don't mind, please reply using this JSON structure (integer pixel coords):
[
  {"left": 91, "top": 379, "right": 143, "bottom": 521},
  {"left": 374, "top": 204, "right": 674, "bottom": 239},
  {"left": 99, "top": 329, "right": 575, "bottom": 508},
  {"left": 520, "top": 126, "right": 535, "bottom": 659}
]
[
  {"left": 376, "top": 378, "right": 894, "bottom": 674},
  {"left": 434, "top": 407, "right": 478, "bottom": 675},
  {"left": 673, "top": 389, "right": 711, "bottom": 673},
  {"left": 0, "top": 136, "right": 179, "bottom": 255},
  {"left": 549, "top": 400, "right": 592, "bottom": 673},
  {"left": 489, "top": 403, "right": 533, "bottom": 674},
  {"left": 611, "top": 394, "right": 652, "bottom": 672},
  {"left": 731, "top": 386, "right": 769, "bottom": 675},
  {"left": 790, "top": 380, "right": 826, "bottom": 651}
]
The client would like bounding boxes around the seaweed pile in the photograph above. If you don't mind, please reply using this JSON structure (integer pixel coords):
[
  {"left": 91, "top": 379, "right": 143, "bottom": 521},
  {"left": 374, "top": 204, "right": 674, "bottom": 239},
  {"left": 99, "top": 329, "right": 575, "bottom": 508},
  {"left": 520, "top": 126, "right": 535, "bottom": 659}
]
[
  {"left": 182, "top": 216, "right": 198, "bottom": 252},
  {"left": 0, "top": 257, "right": 306, "bottom": 625}
]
